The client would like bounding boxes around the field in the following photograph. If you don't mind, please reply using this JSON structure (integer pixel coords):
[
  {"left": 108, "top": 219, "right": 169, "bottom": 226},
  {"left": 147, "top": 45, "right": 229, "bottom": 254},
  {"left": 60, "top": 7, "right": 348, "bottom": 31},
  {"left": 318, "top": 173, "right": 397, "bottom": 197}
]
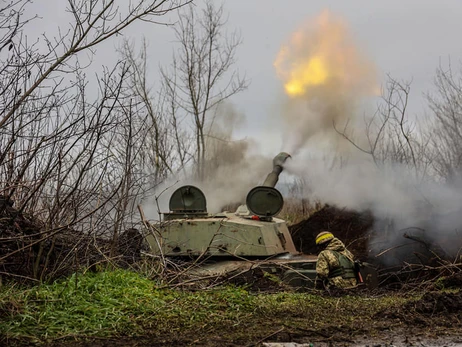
[
  {"left": 1, "top": 269, "right": 462, "bottom": 347},
  {"left": 2, "top": 201, "right": 462, "bottom": 346}
]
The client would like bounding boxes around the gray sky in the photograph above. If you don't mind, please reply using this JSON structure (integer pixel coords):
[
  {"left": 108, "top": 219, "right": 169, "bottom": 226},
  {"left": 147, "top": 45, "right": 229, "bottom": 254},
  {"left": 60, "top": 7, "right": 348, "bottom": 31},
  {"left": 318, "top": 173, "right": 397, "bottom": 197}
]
[
  {"left": 27, "top": 0, "right": 462, "bottom": 156},
  {"left": 222, "top": 0, "right": 462, "bottom": 154}
]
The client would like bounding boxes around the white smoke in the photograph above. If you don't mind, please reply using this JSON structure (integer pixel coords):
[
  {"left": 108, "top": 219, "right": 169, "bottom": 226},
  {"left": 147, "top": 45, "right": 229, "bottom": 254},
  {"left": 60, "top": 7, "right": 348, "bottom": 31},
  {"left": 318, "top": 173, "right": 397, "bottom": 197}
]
[
  {"left": 273, "top": 11, "right": 462, "bottom": 260},
  {"left": 143, "top": 102, "right": 277, "bottom": 220},
  {"left": 284, "top": 146, "right": 462, "bottom": 259}
]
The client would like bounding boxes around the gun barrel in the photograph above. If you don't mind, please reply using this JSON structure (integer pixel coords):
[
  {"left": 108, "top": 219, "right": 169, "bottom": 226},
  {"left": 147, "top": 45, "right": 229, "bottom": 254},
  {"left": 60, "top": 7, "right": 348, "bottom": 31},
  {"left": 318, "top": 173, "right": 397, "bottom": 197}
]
[{"left": 262, "top": 152, "right": 291, "bottom": 187}]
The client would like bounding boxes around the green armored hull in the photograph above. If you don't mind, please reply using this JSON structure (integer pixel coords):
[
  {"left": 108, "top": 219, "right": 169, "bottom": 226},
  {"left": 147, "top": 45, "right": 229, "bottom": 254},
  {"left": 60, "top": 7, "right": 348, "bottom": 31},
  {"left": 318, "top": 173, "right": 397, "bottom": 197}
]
[{"left": 146, "top": 214, "right": 297, "bottom": 257}]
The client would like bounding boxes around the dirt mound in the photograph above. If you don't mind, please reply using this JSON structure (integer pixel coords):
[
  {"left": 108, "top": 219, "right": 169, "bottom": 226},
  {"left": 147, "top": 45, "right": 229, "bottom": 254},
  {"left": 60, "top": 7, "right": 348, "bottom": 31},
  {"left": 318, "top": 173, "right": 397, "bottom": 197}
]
[
  {"left": 288, "top": 205, "right": 374, "bottom": 260},
  {"left": 0, "top": 201, "right": 46, "bottom": 279},
  {"left": 0, "top": 200, "right": 143, "bottom": 283},
  {"left": 439, "top": 272, "right": 462, "bottom": 288},
  {"left": 412, "top": 291, "right": 462, "bottom": 314},
  {"left": 376, "top": 291, "right": 462, "bottom": 328}
]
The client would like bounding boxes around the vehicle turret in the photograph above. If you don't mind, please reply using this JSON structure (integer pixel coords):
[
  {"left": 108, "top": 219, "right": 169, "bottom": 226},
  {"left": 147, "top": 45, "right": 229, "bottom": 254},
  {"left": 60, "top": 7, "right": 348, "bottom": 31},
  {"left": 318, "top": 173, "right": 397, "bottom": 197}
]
[{"left": 144, "top": 152, "right": 298, "bottom": 257}]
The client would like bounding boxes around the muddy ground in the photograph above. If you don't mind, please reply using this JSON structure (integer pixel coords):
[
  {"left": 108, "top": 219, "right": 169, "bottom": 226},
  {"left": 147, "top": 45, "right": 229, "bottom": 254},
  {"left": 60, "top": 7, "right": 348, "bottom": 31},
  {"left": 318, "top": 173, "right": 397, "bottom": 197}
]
[
  {"left": 35, "top": 289, "right": 462, "bottom": 347},
  {"left": 48, "top": 328, "right": 462, "bottom": 347},
  {"left": 3, "top": 204, "right": 462, "bottom": 346}
]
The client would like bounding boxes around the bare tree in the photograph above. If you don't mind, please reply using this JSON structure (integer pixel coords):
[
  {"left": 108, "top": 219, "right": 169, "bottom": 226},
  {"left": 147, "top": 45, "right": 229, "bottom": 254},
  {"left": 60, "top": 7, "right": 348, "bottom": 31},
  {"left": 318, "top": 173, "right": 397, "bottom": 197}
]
[
  {"left": 160, "top": 1, "right": 248, "bottom": 179},
  {"left": 0, "top": 0, "right": 189, "bottom": 281},
  {"left": 118, "top": 39, "right": 192, "bottom": 183},
  {"left": 333, "top": 76, "right": 430, "bottom": 180},
  {"left": 0, "top": 0, "right": 187, "bottom": 129},
  {"left": 426, "top": 63, "right": 462, "bottom": 182}
]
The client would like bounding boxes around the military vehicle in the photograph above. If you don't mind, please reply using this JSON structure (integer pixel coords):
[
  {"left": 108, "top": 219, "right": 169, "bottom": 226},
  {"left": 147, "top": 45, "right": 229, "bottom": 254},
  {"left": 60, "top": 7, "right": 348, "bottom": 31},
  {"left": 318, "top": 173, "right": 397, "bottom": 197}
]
[
  {"left": 143, "top": 152, "right": 319, "bottom": 288},
  {"left": 142, "top": 152, "right": 380, "bottom": 290}
]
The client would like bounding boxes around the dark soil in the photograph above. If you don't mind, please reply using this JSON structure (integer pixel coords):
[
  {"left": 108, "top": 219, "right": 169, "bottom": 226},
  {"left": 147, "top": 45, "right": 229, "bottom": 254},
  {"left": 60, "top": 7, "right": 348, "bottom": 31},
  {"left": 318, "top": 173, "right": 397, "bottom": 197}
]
[
  {"left": 288, "top": 205, "right": 374, "bottom": 261},
  {"left": 379, "top": 290, "right": 462, "bottom": 320},
  {"left": 222, "top": 267, "right": 292, "bottom": 293}
]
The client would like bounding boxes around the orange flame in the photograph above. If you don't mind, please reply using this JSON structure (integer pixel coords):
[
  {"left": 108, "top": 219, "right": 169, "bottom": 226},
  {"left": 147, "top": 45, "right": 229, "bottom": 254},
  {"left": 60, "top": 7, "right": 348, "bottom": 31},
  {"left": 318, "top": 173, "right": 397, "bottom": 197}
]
[
  {"left": 284, "top": 56, "right": 328, "bottom": 96},
  {"left": 274, "top": 10, "right": 376, "bottom": 98}
]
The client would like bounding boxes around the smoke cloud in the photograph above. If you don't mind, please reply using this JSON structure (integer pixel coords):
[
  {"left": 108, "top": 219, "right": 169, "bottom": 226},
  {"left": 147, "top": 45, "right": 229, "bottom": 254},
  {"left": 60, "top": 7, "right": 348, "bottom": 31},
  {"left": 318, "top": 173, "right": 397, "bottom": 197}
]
[
  {"left": 274, "top": 10, "right": 377, "bottom": 156},
  {"left": 284, "top": 152, "right": 462, "bottom": 259},
  {"left": 145, "top": 102, "right": 276, "bottom": 219},
  {"left": 275, "top": 10, "right": 462, "bottom": 260}
]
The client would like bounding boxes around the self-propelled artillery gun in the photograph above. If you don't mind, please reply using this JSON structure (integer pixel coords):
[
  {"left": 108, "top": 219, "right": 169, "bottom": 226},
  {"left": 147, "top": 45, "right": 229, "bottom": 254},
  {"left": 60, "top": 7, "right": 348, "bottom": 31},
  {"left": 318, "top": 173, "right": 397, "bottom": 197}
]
[{"left": 143, "top": 152, "right": 320, "bottom": 288}]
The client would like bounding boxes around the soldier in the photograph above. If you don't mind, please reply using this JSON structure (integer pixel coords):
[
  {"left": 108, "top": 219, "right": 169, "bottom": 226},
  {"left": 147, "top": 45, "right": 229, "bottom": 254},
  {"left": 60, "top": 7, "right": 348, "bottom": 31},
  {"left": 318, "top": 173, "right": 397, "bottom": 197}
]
[{"left": 315, "top": 231, "right": 358, "bottom": 289}]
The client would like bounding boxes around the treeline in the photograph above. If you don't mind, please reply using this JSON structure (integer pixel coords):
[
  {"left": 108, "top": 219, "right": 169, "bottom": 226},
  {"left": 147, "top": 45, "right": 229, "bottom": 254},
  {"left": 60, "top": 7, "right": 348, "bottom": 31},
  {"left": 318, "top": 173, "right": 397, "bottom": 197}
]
[{"left": 0, "top": 0, "right": 246, "bottom": 282}]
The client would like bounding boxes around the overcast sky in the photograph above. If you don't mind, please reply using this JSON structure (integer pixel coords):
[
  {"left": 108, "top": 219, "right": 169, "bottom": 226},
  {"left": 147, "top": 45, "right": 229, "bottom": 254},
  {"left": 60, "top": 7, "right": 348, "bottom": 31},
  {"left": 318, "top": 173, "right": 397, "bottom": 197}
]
[
  {"left": 223, "top": 0, "right": 462, "bottom": 154},
  {"left": 28, "top": 0, "right": 462, "bottom": 156}
]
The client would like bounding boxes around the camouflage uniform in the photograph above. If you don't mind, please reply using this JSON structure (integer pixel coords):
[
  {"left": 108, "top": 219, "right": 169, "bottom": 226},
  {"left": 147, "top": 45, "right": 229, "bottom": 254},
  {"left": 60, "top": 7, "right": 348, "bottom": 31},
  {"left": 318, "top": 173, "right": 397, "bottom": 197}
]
[{"left": 316, "top": 237, "right": 357, "bottom": 289}]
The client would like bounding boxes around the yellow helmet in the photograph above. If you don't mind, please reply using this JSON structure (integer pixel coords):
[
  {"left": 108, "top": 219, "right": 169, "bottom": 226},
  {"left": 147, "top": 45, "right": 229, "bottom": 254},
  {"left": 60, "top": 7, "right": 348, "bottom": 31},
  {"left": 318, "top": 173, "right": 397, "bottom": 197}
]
[{"left": 315, "top": 231, "right": 334, "bottom": 245}]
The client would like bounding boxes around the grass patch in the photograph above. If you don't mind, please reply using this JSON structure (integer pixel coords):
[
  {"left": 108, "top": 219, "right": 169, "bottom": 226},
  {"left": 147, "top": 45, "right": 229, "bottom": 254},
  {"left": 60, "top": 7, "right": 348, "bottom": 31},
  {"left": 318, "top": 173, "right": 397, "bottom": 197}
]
[
  {"left": 0, "top": 269, "right": 416, "bottom": 345},
  {"left": 0, "top": 270, "right": 255, "bottom": 343}
]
